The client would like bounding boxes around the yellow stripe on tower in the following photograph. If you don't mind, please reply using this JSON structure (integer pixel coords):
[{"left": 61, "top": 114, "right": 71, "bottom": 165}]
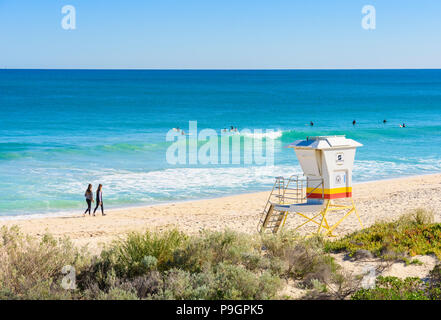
[{"left": 306, "top": 187, "right": 352, "bottom": 195}]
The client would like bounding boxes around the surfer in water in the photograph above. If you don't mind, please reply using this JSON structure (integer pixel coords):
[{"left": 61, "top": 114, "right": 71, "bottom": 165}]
[
  {"left": 310, "top": 121, "right": 314, "bottom": 126},
  {"left": 352, "top": 120, "right": 356, "bottom": 126},
  {"left": 383, "top": 119, "right": 387, "bottom": 124},
  {"left": 400, "top": 123, "right": 406, "bottom": 128}
]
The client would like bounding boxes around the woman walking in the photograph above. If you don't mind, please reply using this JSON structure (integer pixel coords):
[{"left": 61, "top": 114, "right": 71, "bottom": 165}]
[
  {"left": 93, "top": 184, "right": 106, "bottom": 216},
  {"left": 84, "top": 184, "right": 94, "bottom": 216}
]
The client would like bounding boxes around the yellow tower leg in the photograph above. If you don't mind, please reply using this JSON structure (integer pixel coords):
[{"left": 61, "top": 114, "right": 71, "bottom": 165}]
[
  {"left": 286, "top": 198, "right": 362, "bottom": 237},
  {"left": 317, "top": 200, "right": 330, "bottom": 235},
  {"left": 326, "top": 198, "right": 362, "bottom": 236}
]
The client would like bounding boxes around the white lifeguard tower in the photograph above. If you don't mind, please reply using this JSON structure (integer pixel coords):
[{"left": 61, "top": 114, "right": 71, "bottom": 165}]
[{"left": 258, "top": 135, "right": 363, "bottom": 236}]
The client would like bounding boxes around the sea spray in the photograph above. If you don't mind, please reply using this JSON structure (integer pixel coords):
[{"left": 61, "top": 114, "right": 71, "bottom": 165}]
[{"left": 166, "top": 121, "right": 275, "bottom": 166}]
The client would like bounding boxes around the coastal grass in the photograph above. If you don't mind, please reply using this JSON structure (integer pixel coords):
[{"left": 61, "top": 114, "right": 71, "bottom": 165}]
[
  {"left": 324, "top": 208, "right": 441, "bottom": 261},
  {"left": 0, "top": 226, "right": 343, "bottom": 300},
  {"left": 351, "top": 276, "right": 429, "bottom": 300},
  {"left": 352, "top": 264, "right": 441, "bottom": 300},
  {"left": 0, "top": 225, "right": 90, "bottom": 300},
  {"left": 1, "top": 208, "right": 441, "bottom": 300}
]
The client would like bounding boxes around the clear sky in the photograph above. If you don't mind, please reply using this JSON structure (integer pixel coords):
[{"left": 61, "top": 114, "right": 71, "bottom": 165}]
[{"left": 0, "top": 0, "right": 440, "bottom": 69}]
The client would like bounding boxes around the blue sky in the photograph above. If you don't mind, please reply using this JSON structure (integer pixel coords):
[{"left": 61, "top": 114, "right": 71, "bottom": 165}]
[{"left": 0, "top": 0, "right": 440, "bottom": 69}]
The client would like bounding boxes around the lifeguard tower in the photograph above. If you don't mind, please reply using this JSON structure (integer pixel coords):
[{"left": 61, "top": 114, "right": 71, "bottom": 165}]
[{"left": 257, "top": 135, "right": 363, "bottom": 236}]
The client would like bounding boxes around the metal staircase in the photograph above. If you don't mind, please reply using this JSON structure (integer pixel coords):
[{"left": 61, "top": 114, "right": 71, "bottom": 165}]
[
  {"left": 258, "top": 175, "right": 324, "bottom": 234},
  {"left": 258, "top": 175, "right": 306, "bottom": 233}
]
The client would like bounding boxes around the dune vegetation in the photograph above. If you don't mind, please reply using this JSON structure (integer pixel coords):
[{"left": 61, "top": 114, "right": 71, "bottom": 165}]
[{"left": 1, "top": 209, "right": 440, "bottom": 300}]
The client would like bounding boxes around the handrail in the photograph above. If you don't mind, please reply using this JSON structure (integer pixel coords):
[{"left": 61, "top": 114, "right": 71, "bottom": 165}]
[
  {"left": 258, "top": 175, "right": 325, "bottom": 233},
  {"left": 279, "top": 176, "right": 324, "bottom": 203}
]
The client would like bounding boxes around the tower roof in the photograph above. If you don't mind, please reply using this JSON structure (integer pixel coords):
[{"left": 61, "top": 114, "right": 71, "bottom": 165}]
[{"left": 286, "top": 135, "right": 362, "bottom": 150}]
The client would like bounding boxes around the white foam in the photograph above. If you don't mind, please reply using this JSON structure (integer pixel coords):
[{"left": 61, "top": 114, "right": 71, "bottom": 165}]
[
  {"left": 88, "top": 165, "right": 303, "bottom": 201},
  {"left": 353, "top": 159, "right": 441, "bottom": 181},
  {"left": 241, "top": 130, "right": 283, "bottom": 140},
  {"left": 3, "top": 157, "right": 441, "bottom": 220}
]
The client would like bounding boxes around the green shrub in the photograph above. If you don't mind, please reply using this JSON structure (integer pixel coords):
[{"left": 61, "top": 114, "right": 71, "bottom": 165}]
[
  {"left": 172, "top": 230, "right": 262, "bottom": 273},
  {"left": 429, "top": 264, "right": 441, "bottom": 285},
  {"left": 11, "top": 224, "right": 441, "bottom": 301},
  {"left": 108, "top": 229, "right": 187, "bottom": 277},
  {"left": 428, "top": 264, "right": 441, "bottom": 299},
  {"left": 261, "top": 232, "right": 338, "bottom": 287},
  {"left": 325, "top": 209, "right": 441, "bottom": 259},
  {"left": 159, "top": 269, "right": 211, "bottom": 300},
  {"left": 0, "top": 226, "right": 88, "bottom": 300},
  {"left": 260, "top": 229, "right": 300, "bottom": 258},
  {"left": 352, "top": 276, "right": 429, "bottom": 300},
  {"left": 213, "top": 263, "right": 281, "bottom": 300},
  {"left": 77, "top": 229, "right": 283, "bottom": 300},
  {"left": 351, "top": 265, "right": 441, "bottom": 300}
]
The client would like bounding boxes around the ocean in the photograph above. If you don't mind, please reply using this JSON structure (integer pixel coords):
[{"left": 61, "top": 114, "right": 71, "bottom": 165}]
[{"left": 1, "top": 69, "right": 441, "bottom": 217}]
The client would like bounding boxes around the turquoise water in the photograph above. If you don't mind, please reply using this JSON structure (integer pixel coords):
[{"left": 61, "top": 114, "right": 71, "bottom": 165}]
[{"left": 1, "top": 69, "right": 441, "bottom": 217}]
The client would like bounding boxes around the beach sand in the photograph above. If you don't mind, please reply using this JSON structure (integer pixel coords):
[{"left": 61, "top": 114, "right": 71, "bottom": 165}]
[{"left": 1, "top": 174, "right": 441, "bottom": 254}]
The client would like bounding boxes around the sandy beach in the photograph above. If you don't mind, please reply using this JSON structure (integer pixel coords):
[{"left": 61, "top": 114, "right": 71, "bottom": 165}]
[{"left": 1, "top": 174, "right": 441, "bottom": 253}]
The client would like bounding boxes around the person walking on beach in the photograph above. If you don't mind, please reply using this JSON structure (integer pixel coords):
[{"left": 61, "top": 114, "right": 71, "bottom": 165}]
[
  {"left": 84, "top": 184, "right": 94, "bottom": 216},
  {"left": 93, "top": 184, "right": 106, "bottom": 216}
]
